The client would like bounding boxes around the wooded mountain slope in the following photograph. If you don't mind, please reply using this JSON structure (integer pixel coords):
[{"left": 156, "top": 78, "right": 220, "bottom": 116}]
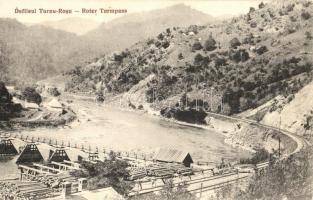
[
  {"left": 0, "top": 4, "right": 212, "bottom": 84},
  {"left": 64, "top": 0, "right": 313, "bottom": 114}
]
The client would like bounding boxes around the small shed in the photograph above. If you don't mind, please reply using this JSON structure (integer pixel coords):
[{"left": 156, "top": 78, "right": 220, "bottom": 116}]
[{"left": 154, "top": 148, "right": 194, "bottom": 167}]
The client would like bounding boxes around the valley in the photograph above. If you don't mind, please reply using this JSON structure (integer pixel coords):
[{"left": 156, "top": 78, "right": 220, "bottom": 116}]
[{"left": 0, "top": 0, "right": 313, "bottom": 199}]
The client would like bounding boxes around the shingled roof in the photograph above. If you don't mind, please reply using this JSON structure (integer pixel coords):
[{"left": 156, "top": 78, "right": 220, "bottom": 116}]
[{"left": 154, "top": 148, "right": 193, "bottom": 164}]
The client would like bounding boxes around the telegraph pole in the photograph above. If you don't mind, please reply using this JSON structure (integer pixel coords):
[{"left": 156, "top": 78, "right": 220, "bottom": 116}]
[
  {"left": 196, "top": 78, "right": 198, "bottom": 111},
  {"left": 211, "top": 88, "right": 213, "bottom": 111},
  {"left": 221, "top": 95, "right": 223, "bottom": 113},
  {"left": 278, "top": 115, "right": 282, "bottom": 157},
  {"left": 202, "top": 91, "right": 205, "bottom": 110},
  {"left": 278, "top": 137, "right": 281, "bottom": 158},
  {"left": 185, "top": 83, "right": 188, "bottom": 109}
]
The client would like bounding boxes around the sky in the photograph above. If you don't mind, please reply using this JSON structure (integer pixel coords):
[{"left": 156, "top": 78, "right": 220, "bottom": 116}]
[{"left": 0, "top": 0, "right": 268, "bottom": 24}]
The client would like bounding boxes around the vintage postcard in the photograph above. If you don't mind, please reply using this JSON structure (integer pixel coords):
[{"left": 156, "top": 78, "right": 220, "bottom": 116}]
[{"left": 0, "top": 0, "right": 312, "bottom": 199}]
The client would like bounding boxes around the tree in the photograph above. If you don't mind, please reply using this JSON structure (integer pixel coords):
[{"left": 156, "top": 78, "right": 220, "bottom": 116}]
[
  {"left": 160, "top": 179, "right": 196, "bottom": 200},
  {"left": 258, "top": 2, "right": 265, "bottom": 9},
  {"left": 157, "top": 33, "right": 164, "bottom": 40},
  {"left": 74, "top": 159, "right": 132, "bottom": 195},
  {"left": 95, "top": 92, "right": 104, "bottom": 103},
  {"left": 21, "top": 86, "right": 42, "bottom": 104},
  {"left": 162, "top": 41, "right": 170, "bottom": 49},
  {"left": 230, "top": 37, "right": 241, "bottom": 49},
  {"left": 47, "top": 87, "right": 60, "bottom": 97},
  {"left": 194, "top": 53, "right": 204, "bottom": 66},
  {"left": 191, "top": 41, "right": 203, "bottom": 51},
  {"left": 178, "top": 53, "right": 184, "bottom": 60},
  {"left": 243, "top": 33, "right": 254, "bottom": 44},
  {"left": 229, "top": 49, "right": 249, "bottom": 63},
  {"left": 305, "top": 31, "right": 312, "bottom": 40},
  {"left": 249, "top": 7, "right": 256, "bottom": 13},
  {"left": 204, "top": 34, "right": 217, "bottom": 51},
  {"left": 0, "top": 81, "right": 12, "bottom": 103},
  {"left": 301, "top": 11, "right": 311, "bottom": 20},
  {"left": 255, "top": 45, "right": 268, "bottom": 55}
]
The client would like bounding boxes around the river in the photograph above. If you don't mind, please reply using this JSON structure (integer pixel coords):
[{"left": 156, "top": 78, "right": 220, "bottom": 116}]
[{"left": 0, "top": 98, "right": 250, "bottom": 179}]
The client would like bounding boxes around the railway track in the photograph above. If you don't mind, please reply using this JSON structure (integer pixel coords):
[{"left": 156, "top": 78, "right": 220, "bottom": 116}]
[
  {"left": 1, "top": 108, "right": 310, "bottom": 198},
  {"left": 129, "top": 172, "right": 250, "bottom": 196},
  {"left": 206, "top": 112, "right": 309, "bottom": 157},
  {"left": 130, "top": 112, "right": 309, "bottom": 197}
]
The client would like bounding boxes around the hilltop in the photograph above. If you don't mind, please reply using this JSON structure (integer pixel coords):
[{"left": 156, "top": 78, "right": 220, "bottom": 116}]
[
  {"left": 82, "top": 4, "right": 213, "bottom": 53},
  {"left": 63, "top": 0, "right": 313, "bottom": 121},
  {"left": 40, "top": 17, "right": 100, "bottom": 35},
  {"left": 0, "top": 4, "right": 213, "bottom": 85}
]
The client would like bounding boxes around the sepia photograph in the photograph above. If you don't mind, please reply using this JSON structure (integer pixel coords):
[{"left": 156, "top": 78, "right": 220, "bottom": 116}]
[{"left": 0, "top": 0, "right": 312, "bottom": 199}]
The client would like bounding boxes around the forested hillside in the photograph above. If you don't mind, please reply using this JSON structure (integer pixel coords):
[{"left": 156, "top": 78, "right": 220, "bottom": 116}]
[
  {"left": 0, "top": 4, "right": 212, "bottom": 85},
  {"left": 64, "top": 0, "right": 313, "bottom": 115},
  {"left": 0, "top": 18, "right": 90, "bottom": 84}
]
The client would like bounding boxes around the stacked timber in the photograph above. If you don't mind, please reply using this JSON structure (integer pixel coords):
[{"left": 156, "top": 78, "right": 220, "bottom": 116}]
[
  {"left": 146, "top": 163, "right": 193, "bottom": 178},
  {"left": 0, "top": 181, "right": 55, "bottom": 200},
  {"left": 128, "top": 167, "right": 147, "bottom": 180}
]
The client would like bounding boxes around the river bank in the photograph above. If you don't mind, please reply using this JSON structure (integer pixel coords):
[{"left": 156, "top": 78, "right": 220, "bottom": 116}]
[
  {"left": 104, "top": 94, "right": 289, "bottom": 155},
  {"left": 5, "top": 94, "right": 251, "bottom": 165},
  {"left": 1, "top": 91, "right": 295, "bottom": 165}
]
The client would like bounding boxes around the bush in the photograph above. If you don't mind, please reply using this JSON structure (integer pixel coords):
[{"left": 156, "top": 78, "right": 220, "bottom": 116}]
[
  {"left": 236, "top": 147, "right": 313, "bottom": 200},
  {"left": 286, "top": 4, "right": 295, "bottom": 12},
  {"left": 203, "top": 34, "right": 217, "bottom": 51},
  {"left": 113, "top": 53, "right": 125, "bottom": 62},
  {"left": 229, "top": 49, "right": 249, "bottom": 62},
  {"left": 76, "top": 159, "right": 132, "bottom": 195},
  {"left": 305, "top": 31, "right": 313, "bottom": 40},
  {"left": 95, "top": 93, "right": 104, "bottom": 103},
  {"left": 47, "top": 87, "right": 60, "bottom": 97},
  {"left": 157, "top": 33, "right": 164, "bottom": 40},
  {"left": 250, "top": 21, "right": 257, "bottom": 28},
  {"left": 240, "top": 147, "right": 270, "bottom": 164},
  {"left": 258, "top": 2, "right": 265, "bottom": 9},
  {"left": 21, "top": 87, "right": 42, "bottom": 104},
  {"left": 178, "top": 53, "right": 184, "bottom": 60},
  {"left": 249, "top": 7, "right": 256, "bottom": 13},
  {"left": 162, "top": 41, "right": 170, "bottom": 49},
  {"left": 255, "top": 45, "right": 268, "bottom": 55},
  {"left": 302, "top": 1, "right": 312, "bottom": 7},
  {"left": 230, "top": 37, "right": 241, "bottom": 49},
  {"left": 214, "top": 57, "right": 227, "bottom": 67},
  {"left": 194, "top": 53, "right": 204, "bottom": 65},
  {"left": 243, "top": 33, "right": 254, "bottom": 44},
  {"left": 301, "top": 11, "right": 311, "bottom": 20},
  {"left": 191, "top": 41, "right": 203, "bottom": 51}
]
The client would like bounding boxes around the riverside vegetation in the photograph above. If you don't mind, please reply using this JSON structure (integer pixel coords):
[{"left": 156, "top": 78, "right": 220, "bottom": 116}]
[{"left": 1, "top": 0, "right": 313, "bottom": 199}]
